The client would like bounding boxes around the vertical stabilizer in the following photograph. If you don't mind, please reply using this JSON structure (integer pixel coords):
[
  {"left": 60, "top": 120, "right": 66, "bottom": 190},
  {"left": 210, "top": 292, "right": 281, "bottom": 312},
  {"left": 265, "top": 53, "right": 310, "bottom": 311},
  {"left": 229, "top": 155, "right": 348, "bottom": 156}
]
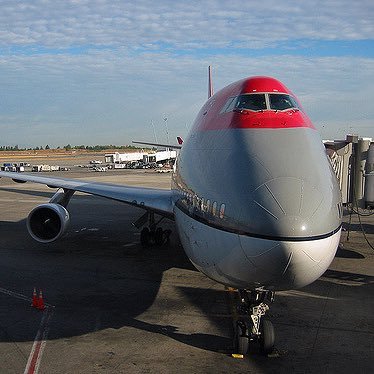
[{"left": 208, "top": 66, "right": 213, "bottom": 99}]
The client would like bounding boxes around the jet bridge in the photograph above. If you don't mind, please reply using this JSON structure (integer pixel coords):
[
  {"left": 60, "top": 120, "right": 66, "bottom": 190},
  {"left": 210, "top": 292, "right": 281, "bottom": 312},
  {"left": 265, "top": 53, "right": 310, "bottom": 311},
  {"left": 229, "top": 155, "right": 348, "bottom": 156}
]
[{"left": 324, "top": 135, "right": 373, "bottom": 208}]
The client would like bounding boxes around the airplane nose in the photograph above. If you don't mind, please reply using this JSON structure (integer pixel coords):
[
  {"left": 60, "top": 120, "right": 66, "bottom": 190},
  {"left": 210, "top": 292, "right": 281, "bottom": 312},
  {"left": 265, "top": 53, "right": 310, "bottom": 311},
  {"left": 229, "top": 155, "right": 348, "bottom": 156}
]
[
  {"left": 239, "top": 228, "right": 341, "bottom": 289},
  {"left": 247, "top": 176, "right": 339, "bottom": 239},
  {"left": 237, "top": 176, "right": 342, "bottom": 289},
  {"left": 281, "top": 231, "right": 341, "bottom": 288}
]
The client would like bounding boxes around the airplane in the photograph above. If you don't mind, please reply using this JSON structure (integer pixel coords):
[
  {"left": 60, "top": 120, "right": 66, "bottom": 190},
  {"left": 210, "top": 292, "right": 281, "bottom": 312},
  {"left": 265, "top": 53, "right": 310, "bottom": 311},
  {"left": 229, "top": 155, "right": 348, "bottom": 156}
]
[{"left": 0, "top": 71, "right": 342, "bottom": 355}]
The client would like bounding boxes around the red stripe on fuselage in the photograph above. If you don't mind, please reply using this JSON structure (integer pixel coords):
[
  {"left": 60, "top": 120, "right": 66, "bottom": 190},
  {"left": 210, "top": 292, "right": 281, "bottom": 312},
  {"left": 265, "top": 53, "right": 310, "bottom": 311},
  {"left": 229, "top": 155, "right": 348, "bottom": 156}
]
[{"left": 192, "top": 76, "right": 315, "bottom": 131}]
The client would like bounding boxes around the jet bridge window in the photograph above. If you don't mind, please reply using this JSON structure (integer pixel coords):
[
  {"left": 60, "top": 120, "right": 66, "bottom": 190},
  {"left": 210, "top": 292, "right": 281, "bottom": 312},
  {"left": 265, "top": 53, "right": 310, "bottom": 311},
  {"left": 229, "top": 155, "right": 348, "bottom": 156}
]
[
  {"left": 221, "top": 94, "right": 267, "bottom": 113},
  {"left": 269, "top": 94, "right": 300, "bottom": 111}
]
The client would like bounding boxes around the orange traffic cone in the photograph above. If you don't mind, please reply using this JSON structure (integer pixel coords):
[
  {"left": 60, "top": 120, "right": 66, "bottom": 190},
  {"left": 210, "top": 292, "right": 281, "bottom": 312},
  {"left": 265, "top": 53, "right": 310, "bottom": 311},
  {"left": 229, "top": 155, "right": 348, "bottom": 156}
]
[
  {"left": 31, "top": 288, "right": 38, "bottom": 308},
  {"left": 37, "top": 290, "right": 45, "bottom": 310}
]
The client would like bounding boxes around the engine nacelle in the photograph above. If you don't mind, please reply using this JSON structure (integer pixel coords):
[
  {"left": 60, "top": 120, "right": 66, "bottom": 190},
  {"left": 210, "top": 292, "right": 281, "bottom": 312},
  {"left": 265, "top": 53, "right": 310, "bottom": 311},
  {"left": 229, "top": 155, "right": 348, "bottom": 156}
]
[{"left": 27, "top": 203, "right": 70, "bottom": 243}]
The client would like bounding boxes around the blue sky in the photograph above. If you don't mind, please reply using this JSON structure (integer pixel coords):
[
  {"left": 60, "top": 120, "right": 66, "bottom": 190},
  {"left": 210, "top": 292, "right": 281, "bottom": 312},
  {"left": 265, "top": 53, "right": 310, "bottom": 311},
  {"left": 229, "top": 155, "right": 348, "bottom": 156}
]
[{"left": 0, "top": 0, "right": 373, "bottom": 147}]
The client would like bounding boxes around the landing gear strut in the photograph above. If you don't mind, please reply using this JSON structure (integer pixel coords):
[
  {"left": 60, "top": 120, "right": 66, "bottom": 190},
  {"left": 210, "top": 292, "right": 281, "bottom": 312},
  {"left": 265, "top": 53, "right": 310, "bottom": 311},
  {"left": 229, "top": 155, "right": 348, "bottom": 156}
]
[
  {"left": 234, "top": 288, "right": 275, "bottom": 355},
  {"left": 135, "top": 212, "right": 171, "bottom": 247}
]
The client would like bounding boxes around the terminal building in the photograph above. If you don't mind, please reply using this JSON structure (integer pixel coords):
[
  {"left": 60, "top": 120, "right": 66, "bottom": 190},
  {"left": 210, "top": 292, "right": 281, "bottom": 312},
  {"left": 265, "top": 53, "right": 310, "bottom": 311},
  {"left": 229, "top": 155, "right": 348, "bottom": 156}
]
[{"left": 104, "top": 150, "right": 177, "bottom": 165}]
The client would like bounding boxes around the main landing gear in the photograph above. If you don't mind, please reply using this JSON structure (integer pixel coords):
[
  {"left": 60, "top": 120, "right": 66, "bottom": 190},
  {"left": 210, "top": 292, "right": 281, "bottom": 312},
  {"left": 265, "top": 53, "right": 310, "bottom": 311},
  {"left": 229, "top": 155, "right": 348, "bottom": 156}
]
[
  {"left": 235, "top": 288, "right": 275, "bottom": 355},
  {"left": 134, "top": 211, "right": 171, "bottom": 247}
]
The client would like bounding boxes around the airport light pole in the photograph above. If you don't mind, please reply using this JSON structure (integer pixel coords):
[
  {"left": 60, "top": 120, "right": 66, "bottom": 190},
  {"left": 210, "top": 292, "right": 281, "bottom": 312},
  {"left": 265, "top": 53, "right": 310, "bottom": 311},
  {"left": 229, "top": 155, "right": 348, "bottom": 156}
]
[{"left": 163, "top": 116, "right": 170, "bottom": 146}]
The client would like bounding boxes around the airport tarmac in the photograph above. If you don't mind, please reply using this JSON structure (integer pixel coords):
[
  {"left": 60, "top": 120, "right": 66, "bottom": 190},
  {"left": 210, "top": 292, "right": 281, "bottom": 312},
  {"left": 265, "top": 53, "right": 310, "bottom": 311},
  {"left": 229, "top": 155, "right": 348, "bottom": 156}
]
[{"left": 0, "top": 169, "right": 373, "bottom": 373}]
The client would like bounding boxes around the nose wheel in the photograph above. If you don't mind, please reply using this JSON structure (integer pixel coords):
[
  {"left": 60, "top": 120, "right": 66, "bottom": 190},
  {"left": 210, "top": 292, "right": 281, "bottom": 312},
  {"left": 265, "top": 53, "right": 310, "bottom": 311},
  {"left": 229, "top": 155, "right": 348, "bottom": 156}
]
[
  {"left": 235, "top": 320, "right": 250, "bottom": 354},
  {"left": 234, "top": 289, "right": 275, "bottom": 355},
  {"left": 260, "top": 319, "right": 275, "bottom": 354}
]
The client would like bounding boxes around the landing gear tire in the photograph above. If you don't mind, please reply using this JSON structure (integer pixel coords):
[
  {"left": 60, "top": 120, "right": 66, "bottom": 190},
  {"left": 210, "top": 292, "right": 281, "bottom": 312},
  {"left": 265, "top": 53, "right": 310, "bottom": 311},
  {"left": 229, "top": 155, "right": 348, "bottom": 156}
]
[
  {"left": 237, "top": 336, "right": 249, "bottom": 355},
  {"left": 235, "top": 320, "right": 249, "bottom": 354},
  {"left": 136, "top": 211, "right": 171, "bottom": 247},
  {"left": 140, "top": 227, "right": 150, "bottom": 246},
  {"left": 234, "top": 289, "right": 275, "bottom": 356},
  {"left": 260, "top": 319, "right": 275, "bottom": 355}
]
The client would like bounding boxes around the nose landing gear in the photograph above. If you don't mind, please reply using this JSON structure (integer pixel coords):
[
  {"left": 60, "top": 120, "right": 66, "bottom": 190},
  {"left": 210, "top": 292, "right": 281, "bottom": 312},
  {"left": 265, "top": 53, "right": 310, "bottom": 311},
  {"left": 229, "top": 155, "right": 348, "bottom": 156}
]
[{"left": 234, "top": 288, "right": 275, "bottom": 355}]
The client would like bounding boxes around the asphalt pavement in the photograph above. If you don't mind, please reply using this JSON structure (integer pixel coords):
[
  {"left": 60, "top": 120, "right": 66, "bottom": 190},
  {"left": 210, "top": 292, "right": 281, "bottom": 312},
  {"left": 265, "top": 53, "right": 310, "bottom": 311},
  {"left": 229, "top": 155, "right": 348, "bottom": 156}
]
[{"left": 0, "top": 169, "right": 373, "bottom": 373}]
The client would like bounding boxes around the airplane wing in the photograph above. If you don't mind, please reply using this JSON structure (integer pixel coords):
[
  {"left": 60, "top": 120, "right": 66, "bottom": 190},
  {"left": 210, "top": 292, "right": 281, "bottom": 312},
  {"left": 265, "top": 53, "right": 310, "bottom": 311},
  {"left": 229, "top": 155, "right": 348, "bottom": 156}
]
[{"left": 0, "top": 171, "right": 174, "bottom": 218}]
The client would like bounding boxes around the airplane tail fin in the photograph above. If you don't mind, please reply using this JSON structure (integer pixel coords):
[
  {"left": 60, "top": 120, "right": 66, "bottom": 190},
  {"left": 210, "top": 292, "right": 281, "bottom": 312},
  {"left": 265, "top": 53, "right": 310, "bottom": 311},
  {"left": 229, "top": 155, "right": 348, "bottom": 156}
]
[{"left": 208, "top": 65, "right": 214, "bottom": 99}]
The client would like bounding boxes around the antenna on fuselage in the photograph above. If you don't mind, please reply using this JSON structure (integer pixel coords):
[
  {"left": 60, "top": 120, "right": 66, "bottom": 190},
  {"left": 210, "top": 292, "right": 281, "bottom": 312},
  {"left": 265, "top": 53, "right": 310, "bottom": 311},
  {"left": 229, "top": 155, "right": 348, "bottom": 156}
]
[{"left": 208, "top": 65, "right": 213, "bottom": 99}]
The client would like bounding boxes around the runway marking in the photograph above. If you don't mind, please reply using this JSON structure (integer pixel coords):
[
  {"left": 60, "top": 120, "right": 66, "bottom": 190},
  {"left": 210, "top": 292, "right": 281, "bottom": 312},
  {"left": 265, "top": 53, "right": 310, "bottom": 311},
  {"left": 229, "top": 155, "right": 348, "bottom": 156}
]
[
  {"left": 0, "top": 287, "right": 31, "bottom": 302},
  {"left": 0, "top": 287, "right": 54, "bottom": 307},
  {"left": 0, "top": 287, "right": 54, "bottom": 374},
  {"left": 24, "top": 307, "right": 53, "bottom": 374},
  {"left": 123, "top": 242, "right": 137, "bottom": 247},
  {"left": 75, "top": 227, "right": 87, "bottom": 233}
]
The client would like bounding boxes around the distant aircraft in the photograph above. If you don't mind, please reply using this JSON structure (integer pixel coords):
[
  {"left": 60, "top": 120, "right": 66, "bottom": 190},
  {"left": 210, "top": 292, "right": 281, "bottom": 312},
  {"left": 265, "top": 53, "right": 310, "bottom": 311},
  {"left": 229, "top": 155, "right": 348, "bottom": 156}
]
[{"left": 0, "top": 71, "right": 342, "bottom": 355}]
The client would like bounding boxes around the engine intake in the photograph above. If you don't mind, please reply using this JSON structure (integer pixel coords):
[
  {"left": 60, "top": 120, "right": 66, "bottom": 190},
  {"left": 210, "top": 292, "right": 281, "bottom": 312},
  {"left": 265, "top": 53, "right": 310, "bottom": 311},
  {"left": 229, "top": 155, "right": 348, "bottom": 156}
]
[{"left": 27, "top": 203, "right": 70, "bottom": 243}]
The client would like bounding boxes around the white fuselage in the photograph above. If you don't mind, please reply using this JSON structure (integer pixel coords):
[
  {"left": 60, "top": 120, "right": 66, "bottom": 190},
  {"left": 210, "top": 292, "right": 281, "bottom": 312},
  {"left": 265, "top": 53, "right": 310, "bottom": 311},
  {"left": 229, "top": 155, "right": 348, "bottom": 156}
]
[
  {"left": 175, "top": 206, "right": 340, "bottom": 290},
  {"left": 171, "top": 126, "right": 342, "bottom": 291}
]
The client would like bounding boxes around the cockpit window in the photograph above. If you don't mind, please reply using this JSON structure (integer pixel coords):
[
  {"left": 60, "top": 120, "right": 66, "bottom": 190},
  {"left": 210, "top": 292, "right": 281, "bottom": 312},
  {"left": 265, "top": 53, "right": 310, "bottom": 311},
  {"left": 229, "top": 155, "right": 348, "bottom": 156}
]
[
  {"left": 269, "top": 94, "right": 299, "bottom": 111},
  {"left": 235, "top": 94, "right": 267, "bottom": 111},
  {"left": 221, "top": 93, "right": 300, "bottom": 114},
  {"left": 220, "top": 96, "right": 236, "bottom": 113},
  {"left": 221, "top": 94, "right": 267, "bottom": 113}
]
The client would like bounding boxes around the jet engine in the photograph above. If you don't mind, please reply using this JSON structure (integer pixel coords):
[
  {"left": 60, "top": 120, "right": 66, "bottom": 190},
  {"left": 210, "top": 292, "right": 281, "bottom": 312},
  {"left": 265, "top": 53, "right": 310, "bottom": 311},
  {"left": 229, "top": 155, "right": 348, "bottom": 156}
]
[{"left": 27, "top": 203, "right": 70, "bottom": 243}]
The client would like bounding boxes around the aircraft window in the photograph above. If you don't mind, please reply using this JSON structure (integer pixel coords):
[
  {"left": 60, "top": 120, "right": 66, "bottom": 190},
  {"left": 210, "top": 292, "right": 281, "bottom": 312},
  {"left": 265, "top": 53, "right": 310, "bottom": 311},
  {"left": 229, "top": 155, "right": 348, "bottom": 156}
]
[
  {"left": 221, "top": 94, "right": 266, "bottom": 113},
  {"left": 206, "top": 199, "right": 211, "bottom": 213},
  {"left": 269, "top": 94, "right": 300, "bottom": 111},
  {"left": 219, "top": 203, "right": 225, "bottom": 219},
  {"left": 220, "top": 97, "right": 236, "bottom": 113},
  {"left": 212, "top": 201, "right": 217, "bottom": 216},
  {"left": 197, "top": 197, "right": 202, "bottom": 210},
  {"left": 234, "top": 94, "right": 267, "bottom": 111}
]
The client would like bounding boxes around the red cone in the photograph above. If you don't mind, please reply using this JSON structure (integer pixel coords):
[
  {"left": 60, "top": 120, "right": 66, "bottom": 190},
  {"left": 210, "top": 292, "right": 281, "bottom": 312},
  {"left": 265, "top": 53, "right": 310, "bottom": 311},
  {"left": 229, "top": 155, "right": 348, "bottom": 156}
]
[
  {"left": 31, "top": 288, "right": 38, "bottom": 308},
  {"left": 37, "top": 290, "right": 45, "bottom": 310}
]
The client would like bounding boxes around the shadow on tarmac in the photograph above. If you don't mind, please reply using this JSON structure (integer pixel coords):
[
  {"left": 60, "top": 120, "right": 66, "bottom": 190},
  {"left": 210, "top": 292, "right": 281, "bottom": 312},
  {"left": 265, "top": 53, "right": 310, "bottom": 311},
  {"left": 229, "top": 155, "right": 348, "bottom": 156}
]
[
  {"left": 335, "top": 245, "right": 365, "bottom": 259},
  {"left": 0, "top": 191, "right": 373, "bottom": 372},
  {"left": 0, "top": 194, "right": 234, "bottom": 354},
  {"left": 0, "top": 186, "right": 55, "bottom": 198}
]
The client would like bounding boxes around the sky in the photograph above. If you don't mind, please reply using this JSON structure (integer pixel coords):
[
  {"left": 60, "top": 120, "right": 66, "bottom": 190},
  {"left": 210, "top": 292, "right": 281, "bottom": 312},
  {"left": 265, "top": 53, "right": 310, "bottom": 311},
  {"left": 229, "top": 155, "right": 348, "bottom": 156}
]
[{"left": 0, "top": 0, "right": 373, "bottom": 148}]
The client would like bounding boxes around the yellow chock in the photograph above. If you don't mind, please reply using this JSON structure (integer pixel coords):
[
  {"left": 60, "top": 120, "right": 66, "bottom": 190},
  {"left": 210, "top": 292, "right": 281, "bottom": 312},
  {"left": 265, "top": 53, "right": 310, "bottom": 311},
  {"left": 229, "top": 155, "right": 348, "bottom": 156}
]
[{"left": 231, "top": 353, "right": 244, "bottom": 359}]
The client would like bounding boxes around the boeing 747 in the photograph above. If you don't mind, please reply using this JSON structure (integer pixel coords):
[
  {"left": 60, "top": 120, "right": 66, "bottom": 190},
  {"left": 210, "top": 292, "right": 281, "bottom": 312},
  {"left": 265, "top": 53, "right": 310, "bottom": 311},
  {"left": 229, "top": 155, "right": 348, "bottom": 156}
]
[{"left": 0, "top": 73, "right": 342, "bottom": 355}]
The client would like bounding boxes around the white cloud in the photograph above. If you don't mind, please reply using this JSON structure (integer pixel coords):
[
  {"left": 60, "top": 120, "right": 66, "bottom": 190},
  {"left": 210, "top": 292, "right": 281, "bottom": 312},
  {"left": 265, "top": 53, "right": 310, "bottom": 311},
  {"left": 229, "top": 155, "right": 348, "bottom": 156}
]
[
  {"left": 0, "top": 50, "right": 372, "bottom": 146},
  {"left": 0, "top": 0, "right": 372, "bottom": 146},
  {"left": 0, "top": 0, "right": 372, "bottom": 49}
]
